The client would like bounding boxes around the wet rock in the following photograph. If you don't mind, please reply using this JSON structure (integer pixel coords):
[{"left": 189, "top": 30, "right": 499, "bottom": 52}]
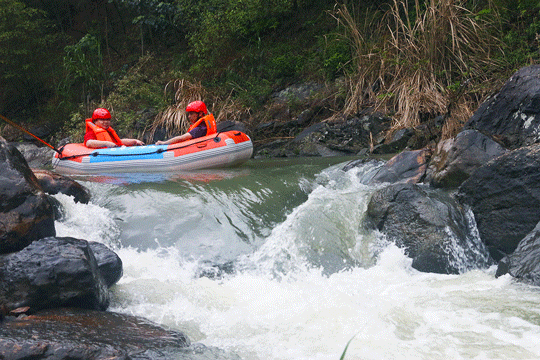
[
  {"left": 496, "top": 221, "right": 540, "bottom": 285},
  {"left": 0, "top": 237, "right": 110, "bottom": 312},
  {"left": 464, "top": 65, "right": 540, "bottom": 149},
  {"left": 0, "top": 137, "right": 56, "bottom": 254},
  {"left": 457, "top": 143, "right": 540, "bottom": 261},
  {"left": 89, "top": 241, "right": 123, "bottom": 287},
  {"left": 365, "top": 183, "right": 492, "bottom": 274},
  {"left": 217, "top": 120, "right": 249, "bottom": 135},
  {"left": 372, "top": 128, "right": 414, "bottom": 154},
  {"left": 369, "top": 148, "right": 431, "bottom": 184},
  {"left": 32, "top": 169, "right": 91, "bottom": 203},
  {"left": 0, "top": 308, "right": 203, "bottom": 360},
  {"left": 426, "top": 129, "right": 507, "bottom": 188},
  {"left": 11, "top": 142, "right": 55, "bottom": 169},
  {"left": 22, "top": 124, "right": 53, "bottom": 143}
]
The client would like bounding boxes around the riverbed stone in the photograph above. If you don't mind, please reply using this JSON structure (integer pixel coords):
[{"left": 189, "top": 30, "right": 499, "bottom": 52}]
[
  {"left": 426, "top": 129, "right": 507, "bottom": 188},
  {"left": 0, "top": 237, "right": 110, "bottom": 312},
  {"left": 369, "top": 148, "right": 431, "bottom": 184},
  {"left": 365, "top": 183, "right": 492, "bottom": 274},
  {"left": 496, "top": 221, "right": 540, "bottom": 286},
  {"left": 457, "top": 143, "right": 540, "bottom": 261},
  {"left": 11, "top": 142, "right": 55, "bottom": 169},
  {"left": 32, "top": 169, "right": 91, "bottom": 203},
  {"left": 0, "top": 137, "right": 56, "bottom": 254},
  {"left": 0, "top": 308, "right": 195, "bottom": 360},
  {"left": 89, "top": 241, "right": 123, "bottom": 287},
  {"left": 464, "top": 65, "right": 540, "bottom": 149}
]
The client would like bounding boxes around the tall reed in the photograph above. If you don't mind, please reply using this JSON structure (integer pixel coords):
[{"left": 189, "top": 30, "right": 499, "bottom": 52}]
[
  {"left": 336, "top": 0, "right": 503, "bottom": 140},
  {"left": 144, "top": 79, "right": 250, "bottom": 142},
  {"left": 145, "top": 79, "right": 206, "bottom": 142}
]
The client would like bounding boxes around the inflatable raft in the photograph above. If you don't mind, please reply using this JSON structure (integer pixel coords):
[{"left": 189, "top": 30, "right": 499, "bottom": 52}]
[{"left": 52, "top": 131, "right": 253, "bottom": 174}]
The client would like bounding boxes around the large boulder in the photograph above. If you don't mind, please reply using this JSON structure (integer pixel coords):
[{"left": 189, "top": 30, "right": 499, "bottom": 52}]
[
  {"left": 457, "top": 143, "right": 540, "bottom": 261},
  {"left": 426, "top": 129, "right": 507, "bottom": 188},
  {"left": 0, "top": 308, "right": 204, "bottom": 360},
  {"left": 253, "top": 114, "right": 391, "bottom": 158},
  {"left": 32, "top": 169, "right": 91, "bottom": 204},
  {"left": 365, "top": 183, "right": 492, "bottom": 274},
  {"left": 0, "top": 237, "right": 110, "bottom": 312},
  {"left": 496, "top": 221, "right": 540, "bottom": 285},
  {"left": 464, "top": 65, "right": 540, "bottom": 149},
  {"left": 11, "top": 142, "right": 55, "bottom": 169},
  {"left": 0, "top": 137, "right": 56, "bottom": 254},
  {"left": 88, "top": 241, "right": 123, "bottom": 287},
  {"left": 369, "top": 148, "right": 431, "bottom": 184}
]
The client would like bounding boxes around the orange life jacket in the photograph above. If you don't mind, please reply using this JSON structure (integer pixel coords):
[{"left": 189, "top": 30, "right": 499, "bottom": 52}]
[
  {"left": 188, "top": 114, "right": 217, "bottom": 136},
  {"left": 85, "top": 119, "right": 123, "bottom": 147}
]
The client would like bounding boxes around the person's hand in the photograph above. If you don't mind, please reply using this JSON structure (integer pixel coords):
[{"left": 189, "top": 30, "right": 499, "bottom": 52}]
[
  {"left": 156, "top": 140, "right": 166, "bottom": 145},
  {"left": 134, "top": 140, "right": 144, "bottom": 146}
]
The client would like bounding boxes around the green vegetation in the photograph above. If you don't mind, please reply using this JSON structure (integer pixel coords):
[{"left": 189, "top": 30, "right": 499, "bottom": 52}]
[{"left": 1, "top": 0, "right": 540, "bottom": 144}]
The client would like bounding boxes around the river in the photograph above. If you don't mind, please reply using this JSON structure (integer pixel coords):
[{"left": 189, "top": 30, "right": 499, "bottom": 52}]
[{"left": 53, "top": 157, "right": 540, "bottom": 360}]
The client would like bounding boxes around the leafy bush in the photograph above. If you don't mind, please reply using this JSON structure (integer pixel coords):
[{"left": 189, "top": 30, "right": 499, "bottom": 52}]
[{"left": 62, "top": 34, "right": 106, "bottom": 103}]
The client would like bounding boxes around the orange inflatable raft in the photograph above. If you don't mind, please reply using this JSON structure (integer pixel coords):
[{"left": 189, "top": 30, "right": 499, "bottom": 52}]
[{"left": 52, "top": 131, "right": 253, "bottom": 174}]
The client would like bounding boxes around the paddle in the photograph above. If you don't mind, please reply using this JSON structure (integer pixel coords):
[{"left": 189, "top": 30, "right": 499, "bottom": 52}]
[{"left": 0, "top": 114, "right": 63, "bottom": 155}]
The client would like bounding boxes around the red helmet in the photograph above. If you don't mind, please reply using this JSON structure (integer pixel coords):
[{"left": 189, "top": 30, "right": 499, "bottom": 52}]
[
  {"left": 186, "top": 101, "right": 207, "bottom": 115},
  {"left": 92, "top": 108, "right": 111, "bottom": 121}
]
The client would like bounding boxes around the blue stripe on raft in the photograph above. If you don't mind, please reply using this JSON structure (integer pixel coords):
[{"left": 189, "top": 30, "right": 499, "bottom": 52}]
[{"left": 87, "top": 145, "right": 168, "bottom": 163}]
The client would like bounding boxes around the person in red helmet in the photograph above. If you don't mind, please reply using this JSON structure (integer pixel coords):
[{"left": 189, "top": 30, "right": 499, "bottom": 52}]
[
  {"left": 84, "top": 108, "right": 144, "bottom": 148},
  {"left": 156, "top": 100, "right": 217, "bottom": 145}
]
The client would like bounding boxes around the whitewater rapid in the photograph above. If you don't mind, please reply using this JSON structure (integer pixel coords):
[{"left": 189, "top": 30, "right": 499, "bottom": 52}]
[{"left": 54, "top": 159, "right": 540, "bottom": 360}]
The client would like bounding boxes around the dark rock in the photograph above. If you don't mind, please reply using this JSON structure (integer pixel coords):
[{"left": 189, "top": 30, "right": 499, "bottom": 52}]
[
  {"left": 426, "top": 129, "right": 507, "bottom": 188},
  {"left": 0, "top": 237, "right": 110, "bottom": 312},
  {"left": 35, "top": 169, "right": 90, "bottom": 201},
  {"left": 272, "top": 82, "right": 325, "bottom": 103},
  {"left": 32, "top": 169, "right": 91, "bottom": 203},
  {"left": 11, "top": 142, "right": 55, "bottom": 169},
  {"left": 144, "top": 126, "right": 168, "bottom": 143},
  {"left": 341, "top": 158, "right": 375, "bottom": 172},
  {"left": 22, "top": 124, "right": 53, "bottom": 143},
  {"left": 323, "top": 115, "right": 390, "bottom": 154},
  {"left": 253, "top": 139, "right": 292, "bottom": 158},
  {"left": 496, "top": 221, "right": 540, "bottom": 286},
  {"left": 370, "top": 148, "right": 432, "bottom": 184},
  {"left": 296, "top": 109, "right": 314, "bottom": 125},
  {"left": 0, "top": 308, "right": 202, "bottom": 360},
  {"left": 292, "top": 122, "right": 329, "bottom": 143},
  {"left": 372, "top": 128, "right": 414, "bottom": 154},
  {"left": 457, "top": 143, "right": 540, "bottom": 261},
  {"left": 0, "top": 137, "right": 56, "bottom": 254},
  {"left": 365, "top": 183, "right": 492, "bottom": 274},
  {"left": 217, "top": 120, "right": 249, "bottom": 135},
  {"left": 464, "top": 65, "right": 540, "bottom": 149},
  {"left": 89, "top": 241, "right": 123, "bottom": 287},
  {"left": 253, "top": 113, "right": 391, "bottom": 158}
]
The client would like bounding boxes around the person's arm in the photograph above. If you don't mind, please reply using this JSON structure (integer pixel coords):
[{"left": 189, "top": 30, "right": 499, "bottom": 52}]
[
  {"left": 121, "top": 138, "right": 144, "bottom": 146},
  {"left": 156, "top": 132, "right": 193, "bottom": 145},
  {"left": 85, "top": 139, "right": 118, "bottom": 148}
]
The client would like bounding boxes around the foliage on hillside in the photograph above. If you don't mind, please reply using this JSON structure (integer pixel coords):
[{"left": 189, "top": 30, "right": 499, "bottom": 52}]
[{"left": 1, "top": 0, "right": 540, "bottom": 145}]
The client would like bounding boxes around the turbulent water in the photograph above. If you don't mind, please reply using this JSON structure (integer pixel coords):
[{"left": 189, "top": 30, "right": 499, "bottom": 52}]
[{"left": 54, "top": 157, "right": 540, "bottom": 360}]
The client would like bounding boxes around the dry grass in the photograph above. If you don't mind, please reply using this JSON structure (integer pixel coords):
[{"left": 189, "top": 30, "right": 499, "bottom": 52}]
[
  {"left": 335, "top": 0, "right": 503, "bottom": 140},
  {"left": 144, "top": 79, "right": 207, "bottom": 142},
  {"left": 144, "top": 79, "right": 251, "bottom": 142}
]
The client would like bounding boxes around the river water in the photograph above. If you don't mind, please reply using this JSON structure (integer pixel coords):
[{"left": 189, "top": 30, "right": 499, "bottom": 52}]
[{"left": 53, "top": 157, "right": 540, "bottom": 360}]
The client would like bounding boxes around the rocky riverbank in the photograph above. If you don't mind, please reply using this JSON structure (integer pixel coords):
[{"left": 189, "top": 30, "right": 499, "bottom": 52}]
[{"left": 3, "top": 65, "right": 540, "bottom": 359}]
